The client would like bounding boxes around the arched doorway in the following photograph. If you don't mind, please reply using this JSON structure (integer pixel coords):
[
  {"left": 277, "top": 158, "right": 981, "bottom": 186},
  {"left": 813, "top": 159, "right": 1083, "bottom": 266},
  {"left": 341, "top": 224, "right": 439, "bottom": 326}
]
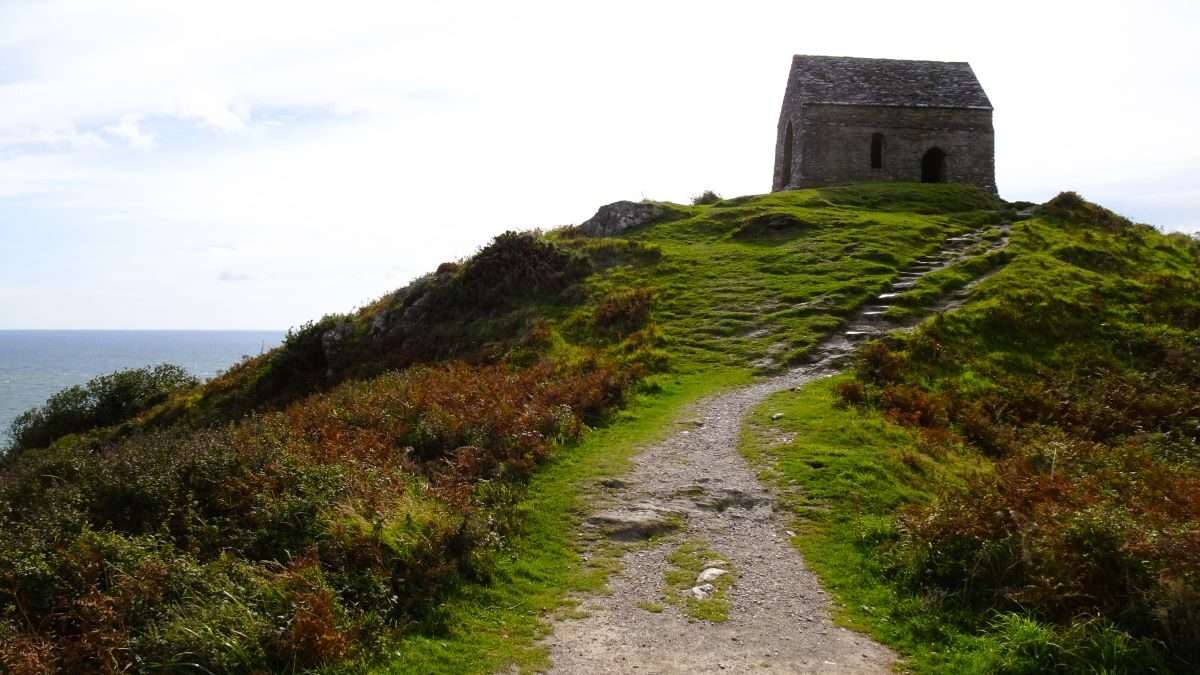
[
  {"left": 921, "top": 147, "right": 946, "bottom": 183},
  {"left": 781, "top": 120, "right": 794, "bottom": 186}
]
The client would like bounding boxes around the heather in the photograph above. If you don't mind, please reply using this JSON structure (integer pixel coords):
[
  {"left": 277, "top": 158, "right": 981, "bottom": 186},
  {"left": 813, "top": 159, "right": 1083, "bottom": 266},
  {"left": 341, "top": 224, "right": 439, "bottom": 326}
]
[{"left": 0, "top": 358, "right": 634, "bottom": 672}]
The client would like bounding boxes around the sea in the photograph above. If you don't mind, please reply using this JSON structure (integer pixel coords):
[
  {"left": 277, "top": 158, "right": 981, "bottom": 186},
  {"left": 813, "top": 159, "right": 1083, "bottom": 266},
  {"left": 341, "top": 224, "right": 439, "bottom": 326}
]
[{"left": 0, "top": 330, "right": 285, "bottom": 437}]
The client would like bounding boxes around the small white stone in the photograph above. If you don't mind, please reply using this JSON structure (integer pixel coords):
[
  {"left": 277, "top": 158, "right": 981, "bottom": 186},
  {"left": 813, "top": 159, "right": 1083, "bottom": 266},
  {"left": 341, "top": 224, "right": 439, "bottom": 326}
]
[
  {"left": 771, "top": 412, "right": 784, "bottom": 420},
  {"left": 689, "top": 583, "right": 716, "bottom": 600},
  {"left": 696, "top": 568, "right": 728, "bottom": 584}
]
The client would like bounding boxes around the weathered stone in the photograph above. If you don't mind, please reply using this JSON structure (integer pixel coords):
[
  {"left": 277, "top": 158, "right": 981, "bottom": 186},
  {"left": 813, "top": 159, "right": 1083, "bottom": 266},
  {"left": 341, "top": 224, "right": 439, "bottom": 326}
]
[
  {"left": 320, "top": 320, "right": 354, "bottom": 376},
  {"left": 696, "top": 568, "right": 728, "bottom": 584},
  {"left": 578, "top": 201, "right": 664, "bottom": 237},
  {"left": 584, "top": 503, "right": 682, "bottom": 541},
  {"left": 689, "top": 583, "right": 716, "bottom": 600}
]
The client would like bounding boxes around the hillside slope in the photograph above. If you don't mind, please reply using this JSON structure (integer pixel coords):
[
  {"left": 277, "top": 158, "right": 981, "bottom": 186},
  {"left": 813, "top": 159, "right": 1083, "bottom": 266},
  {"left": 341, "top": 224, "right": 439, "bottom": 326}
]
[
  {"left": 743, "top": 192, "right": 1200, "bottom": 673},
  {"left": 4, "top": 184, "right": 1193, "bottom": 674}
]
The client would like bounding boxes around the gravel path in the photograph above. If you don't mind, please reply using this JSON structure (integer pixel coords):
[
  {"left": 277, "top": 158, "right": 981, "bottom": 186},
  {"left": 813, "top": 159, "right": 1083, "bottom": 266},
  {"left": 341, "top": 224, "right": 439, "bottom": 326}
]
[{"left": 538, "top": 225, "right": 1010, "bottom": 674}]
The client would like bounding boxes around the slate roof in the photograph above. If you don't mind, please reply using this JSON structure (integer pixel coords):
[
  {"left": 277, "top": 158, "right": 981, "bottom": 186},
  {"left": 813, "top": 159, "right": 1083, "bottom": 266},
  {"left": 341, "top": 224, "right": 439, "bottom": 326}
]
[{"left": 789, "top": 55, "right": 992, "bottom": 110}]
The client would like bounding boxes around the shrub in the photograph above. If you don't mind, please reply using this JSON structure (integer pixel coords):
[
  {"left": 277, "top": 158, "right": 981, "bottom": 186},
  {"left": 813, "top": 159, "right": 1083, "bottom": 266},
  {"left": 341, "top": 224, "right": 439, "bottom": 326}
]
[
  {"left": 898, "top": 437, "right": 1200, "bottom": 662},
  {"left": 692, "top": 190, "right": 721, "bottom": 205},
  {"left": 834, "top": 380, "right": 866, "bottom": 407},
  {"left": 445, "top": 231, "right": 591, "bottom": 310},
  {"left": 853, "top": 341, "right": 905, "bottom": 386},
  {"left": 6, "top": 363, "right": 198, "bottom": 453},
  {"left": 594, "top": 288, "right": 655, "bottom": 336}
]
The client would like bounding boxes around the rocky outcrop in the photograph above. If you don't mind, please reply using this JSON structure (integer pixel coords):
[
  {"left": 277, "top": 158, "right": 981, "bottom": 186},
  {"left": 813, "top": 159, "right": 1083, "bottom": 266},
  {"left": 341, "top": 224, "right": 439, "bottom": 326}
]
[
  {"left": 578, "top": 201, "right": 665, "bottom": 237},
  {"left": 585, "top": 502, "right": 683, "bottom": 541}
]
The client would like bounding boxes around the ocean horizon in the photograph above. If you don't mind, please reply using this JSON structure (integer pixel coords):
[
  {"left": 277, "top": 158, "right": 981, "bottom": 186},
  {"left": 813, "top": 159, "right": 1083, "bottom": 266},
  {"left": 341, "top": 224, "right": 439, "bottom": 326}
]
[{"left": 0, "top": 329, "right": 285, "bottom": 438}]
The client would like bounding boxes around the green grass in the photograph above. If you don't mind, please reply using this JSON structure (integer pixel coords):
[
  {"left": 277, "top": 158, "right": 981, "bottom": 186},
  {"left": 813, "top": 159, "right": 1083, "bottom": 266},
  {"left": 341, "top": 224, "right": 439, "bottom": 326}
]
[
  {"left": 744, "top": 376, "right": 1189, "bottom": 674},
  {"left": 741, "top": 376, "right": 997, "bottom": 672},
  {"left": 354, "top": 369, "right": 751, "bottom": 674},
  {"left": 365, "top": 184, "right": 1008, "bottom": 671},
  {"left": 740, "top": 196, "right": 1200, "bottom": 674},
  {"left": 555, "top": 183, "right": 1003, "bottom": 372}
]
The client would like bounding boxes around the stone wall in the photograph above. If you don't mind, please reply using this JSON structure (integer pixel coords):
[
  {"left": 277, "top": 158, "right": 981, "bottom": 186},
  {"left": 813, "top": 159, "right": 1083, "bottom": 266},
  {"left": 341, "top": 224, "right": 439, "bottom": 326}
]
[{"left": 773, "top": 104, "right": 995, "bottom": 193}]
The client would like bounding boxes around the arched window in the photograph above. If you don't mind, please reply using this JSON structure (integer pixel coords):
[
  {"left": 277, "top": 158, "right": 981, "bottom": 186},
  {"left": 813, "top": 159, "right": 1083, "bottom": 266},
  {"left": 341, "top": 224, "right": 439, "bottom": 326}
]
[
  {"left": 921, "top": 147, "right": 947, "bottom": 183},
  {"left": 781, "top": 120, "right": 795, "bottom": 186},
  {"left": 870, "top": 133, "right": 884, "bottom": 169}
]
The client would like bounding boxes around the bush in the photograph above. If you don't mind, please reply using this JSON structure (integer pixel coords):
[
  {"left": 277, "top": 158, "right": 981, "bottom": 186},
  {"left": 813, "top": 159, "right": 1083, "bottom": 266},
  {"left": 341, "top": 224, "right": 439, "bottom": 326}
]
[
  {"left": 898, "top": 438, "right": 1200, "bottom": 662},
  {"left": 6, "top": 364, "right": 198, "bottom": 453},
  {"left": 692, "top": 190, "right": 721, "bottom": 205},
  {"left": 445, "top": 231, "right": 591, "bottom": 311},
  {"left": 594, "top": 288, "right": 655, "bottom": 336}
]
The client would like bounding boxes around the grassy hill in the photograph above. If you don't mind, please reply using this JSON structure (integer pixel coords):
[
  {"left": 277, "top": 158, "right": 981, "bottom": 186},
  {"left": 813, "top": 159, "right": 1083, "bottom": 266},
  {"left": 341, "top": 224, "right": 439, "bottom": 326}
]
[
  {"left": 742, "top": 192, "right": 1200, "bottom": 673},
  {"left": 1, "top": 184, "right": 1195, "bottom": 674}
]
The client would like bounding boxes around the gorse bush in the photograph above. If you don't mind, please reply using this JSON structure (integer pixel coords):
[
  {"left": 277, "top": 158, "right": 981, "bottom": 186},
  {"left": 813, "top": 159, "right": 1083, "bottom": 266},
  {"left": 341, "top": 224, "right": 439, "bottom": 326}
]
[
  {"left": 0, "top": 357, "right": 637, "bottom": 673},
  {"left": 6, "top": 363, "right": 197, "bottom": 454}
]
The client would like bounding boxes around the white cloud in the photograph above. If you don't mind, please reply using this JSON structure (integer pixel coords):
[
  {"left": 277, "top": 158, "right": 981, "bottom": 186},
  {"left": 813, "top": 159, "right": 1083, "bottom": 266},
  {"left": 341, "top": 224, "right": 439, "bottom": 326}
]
[
  {"left": 0, "top": 0, "right": 1197, "bottom": 329},
  {"left": 104, "top": 114, "right": 155, "bottom": 149}
]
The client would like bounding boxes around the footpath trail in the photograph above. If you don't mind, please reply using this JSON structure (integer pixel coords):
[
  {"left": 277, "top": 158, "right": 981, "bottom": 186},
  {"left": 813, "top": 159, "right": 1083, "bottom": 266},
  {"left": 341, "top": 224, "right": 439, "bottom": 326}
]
[{"left": 537, "top": 225, "right": 1010, "bottom": 674}]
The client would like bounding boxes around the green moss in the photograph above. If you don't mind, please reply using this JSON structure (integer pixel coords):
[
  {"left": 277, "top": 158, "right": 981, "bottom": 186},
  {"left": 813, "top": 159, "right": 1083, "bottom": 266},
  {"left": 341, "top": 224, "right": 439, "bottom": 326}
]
[{"left": 661, "top": 540, "right": 736, "bottom": 623}]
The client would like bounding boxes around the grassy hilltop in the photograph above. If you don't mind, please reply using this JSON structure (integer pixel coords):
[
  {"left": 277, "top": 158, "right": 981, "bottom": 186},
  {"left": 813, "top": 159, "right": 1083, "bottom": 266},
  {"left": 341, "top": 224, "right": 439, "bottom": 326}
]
[{"left": 1, "top": 184, "right": 1197, "bottom": 674}]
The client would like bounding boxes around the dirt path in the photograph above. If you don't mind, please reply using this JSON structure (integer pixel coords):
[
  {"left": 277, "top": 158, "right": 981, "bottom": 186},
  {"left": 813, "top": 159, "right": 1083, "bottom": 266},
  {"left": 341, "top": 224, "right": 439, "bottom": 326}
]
[{"left": 538, "top": 225, "right": 1010, "bottom": 674}]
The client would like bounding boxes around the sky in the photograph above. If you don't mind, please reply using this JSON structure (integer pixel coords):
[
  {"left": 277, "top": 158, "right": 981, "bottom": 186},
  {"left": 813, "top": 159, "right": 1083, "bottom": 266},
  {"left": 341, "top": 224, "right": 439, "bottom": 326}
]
[{"left": 1, "top": 0, "right": 1197, "bottom": 330}]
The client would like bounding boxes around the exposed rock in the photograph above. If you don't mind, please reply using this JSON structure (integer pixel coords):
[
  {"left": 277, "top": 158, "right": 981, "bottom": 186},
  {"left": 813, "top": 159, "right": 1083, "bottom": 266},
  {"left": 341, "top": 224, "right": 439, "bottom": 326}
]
[
  {"left": 584, "top": 503, "right": 682, "bottom": 541},
  {"left": 578, "top": 201, "right": 664, "bottom": 237},
  {"left": 696, "top": 568, "right": 728, "bottom": 584},
  {"left": 696, "top": 488, "right": 764, "bottom": 512},
  {"left": 771, "top": 412, "right": 784, "bottom": 421},
  {"left": 599, "top": 478, "right": 628, "bottom": 490},
  {"left": 688, "top": 583, "right": 716, "bottom": 600},
  {"left": 320, "top": 320, "right": 355, "bottom": 376}
]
